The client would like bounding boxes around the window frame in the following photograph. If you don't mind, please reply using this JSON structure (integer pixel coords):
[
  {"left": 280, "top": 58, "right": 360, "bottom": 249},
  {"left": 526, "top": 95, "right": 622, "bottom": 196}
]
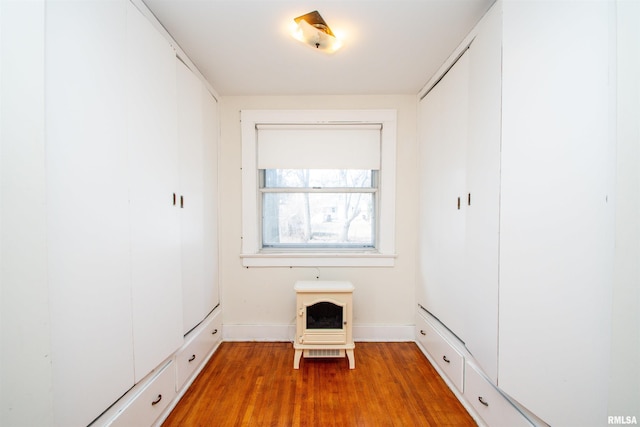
[{"left": 240, "top": 109, "right": 397, "bottom": 267}]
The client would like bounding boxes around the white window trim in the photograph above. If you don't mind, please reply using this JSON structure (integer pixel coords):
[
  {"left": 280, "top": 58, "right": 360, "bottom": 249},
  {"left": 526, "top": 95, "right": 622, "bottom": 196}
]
[{"left": 240, "top": 109, "right": 397, "bottom": 267}]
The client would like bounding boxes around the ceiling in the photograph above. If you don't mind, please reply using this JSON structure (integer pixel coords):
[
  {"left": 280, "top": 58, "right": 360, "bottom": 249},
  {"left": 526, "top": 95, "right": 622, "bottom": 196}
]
[{"left": 143, "top": 0, "right": 495, "bottom": 96}]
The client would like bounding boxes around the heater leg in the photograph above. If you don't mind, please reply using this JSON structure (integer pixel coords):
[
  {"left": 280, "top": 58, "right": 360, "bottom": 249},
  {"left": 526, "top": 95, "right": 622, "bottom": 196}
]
[
  {"left": 293, "top": 349, "right": 303, "bottom": 369},
  {"left": 346, "top": 349, "right": 355, "bottom": 369}
]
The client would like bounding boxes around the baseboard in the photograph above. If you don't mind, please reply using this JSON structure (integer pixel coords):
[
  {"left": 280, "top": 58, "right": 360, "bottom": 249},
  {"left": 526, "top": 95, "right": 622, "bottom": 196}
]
[
  {"left": 353, "top": 324, "right": 415, "bottom": 341},
  {"left": 222, "top": 324, "right": 415, "bottom": 342},
  {"left": 223, "top": 324, "right": 296, "bottom": 342}
]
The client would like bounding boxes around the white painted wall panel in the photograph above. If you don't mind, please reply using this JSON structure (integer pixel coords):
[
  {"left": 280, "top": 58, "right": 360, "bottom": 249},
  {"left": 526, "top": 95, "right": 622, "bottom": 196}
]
[
  {"left": 0, "top": 1, "right": 53, "bottom": 425},
  {"left": 45, "top": 2, "right": 134, "bottom": 425},
  {"left": 609, "top": 0, "right": 640, "bottom": 417},
  {"left": 499, "top": 2, "right": 615, "bottom": 425}
]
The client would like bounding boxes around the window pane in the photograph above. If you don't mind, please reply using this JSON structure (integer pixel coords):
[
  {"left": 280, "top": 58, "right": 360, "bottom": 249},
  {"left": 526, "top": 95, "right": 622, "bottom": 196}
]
[
  {"left": 263, "top": 169, "right": 373, "bottom": 189},
  {"left": 262, "top": 192, "right": 374, "bottom": 247}
]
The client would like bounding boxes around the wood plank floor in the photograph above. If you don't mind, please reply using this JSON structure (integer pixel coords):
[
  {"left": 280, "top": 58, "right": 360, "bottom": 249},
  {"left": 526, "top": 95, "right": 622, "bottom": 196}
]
[{"left": 162, "top": 342, "right": 475, "bottom": 426}]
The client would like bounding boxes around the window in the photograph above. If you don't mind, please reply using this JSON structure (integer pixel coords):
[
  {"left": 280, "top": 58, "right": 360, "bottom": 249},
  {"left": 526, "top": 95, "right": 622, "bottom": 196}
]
[
  {"left": 241, "top": 110, "right": 397, "bottom": 267},
  {"left": 261, "top": 168, "right": 377, "bottom": 249}
]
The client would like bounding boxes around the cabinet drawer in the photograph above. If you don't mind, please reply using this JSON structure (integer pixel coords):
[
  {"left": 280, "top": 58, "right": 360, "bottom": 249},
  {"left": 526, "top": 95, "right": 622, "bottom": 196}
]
[
  {"left": 108, "top": 360, "right": 176, "bottom": 427},
  {"left": 176, "top": 310, "right": 222, "bottom": 390},
  {"left": 416, "top": 314, "right": 464, "bottom": 392},
  {"left": 415, "top": 312, "right": 431, "bottom": 350},
  {"left": 465, "top": 361, "right": 533, "bottom": 427}
]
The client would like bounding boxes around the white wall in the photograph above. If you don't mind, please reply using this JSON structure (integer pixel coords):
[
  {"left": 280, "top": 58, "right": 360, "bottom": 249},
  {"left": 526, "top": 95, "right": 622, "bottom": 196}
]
[
  {"left": 609, "top": 0, "right": 640, "bottom": 418},
  {"left": 0, "top": 1, "right": 54, "bottom": 425},
  {"left": 219, "top": 95, "right": 418, "bottom": 341}
]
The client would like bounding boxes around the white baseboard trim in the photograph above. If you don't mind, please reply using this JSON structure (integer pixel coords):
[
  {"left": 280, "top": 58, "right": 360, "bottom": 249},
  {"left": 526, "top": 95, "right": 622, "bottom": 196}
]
[
  {"left": 222, "top": 324, "right": 415, "bottom": 342},
  {"left": 354, "top": 324, "right": 415, "bottom": 341},
  {"left": 223, "top": 324, "right": 296, "bottom": 342}
]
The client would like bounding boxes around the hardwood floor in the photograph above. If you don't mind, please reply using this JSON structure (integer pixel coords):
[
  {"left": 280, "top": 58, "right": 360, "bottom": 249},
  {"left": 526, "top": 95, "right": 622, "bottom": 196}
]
[{"left": 162, "top": 342, "right": 476, "bottom": 426}]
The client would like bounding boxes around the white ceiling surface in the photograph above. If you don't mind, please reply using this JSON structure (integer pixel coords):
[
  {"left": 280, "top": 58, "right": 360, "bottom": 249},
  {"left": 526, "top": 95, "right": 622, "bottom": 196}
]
[{"left": 143, "top": 0, "right": 495, "bottom": 96}]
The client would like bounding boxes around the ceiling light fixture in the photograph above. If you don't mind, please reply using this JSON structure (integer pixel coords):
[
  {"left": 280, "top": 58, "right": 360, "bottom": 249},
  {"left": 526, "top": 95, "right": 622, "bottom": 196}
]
[{"left": 291, "top": 10, "right": 343, "bottom": 53}]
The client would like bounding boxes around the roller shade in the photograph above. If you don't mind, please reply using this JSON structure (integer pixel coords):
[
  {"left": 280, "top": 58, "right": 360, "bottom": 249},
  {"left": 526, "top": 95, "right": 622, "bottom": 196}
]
[{"left": 257, "top": 124, "right": 382, "bottom": 170}]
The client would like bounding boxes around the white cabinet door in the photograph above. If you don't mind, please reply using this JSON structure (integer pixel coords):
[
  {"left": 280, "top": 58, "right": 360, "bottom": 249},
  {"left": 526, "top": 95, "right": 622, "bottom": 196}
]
[
  {"left": 202, "top": 85, "right": 220, "bottom": 316},
  {"left": 437, "top": 52, "right": 469, "bottom": 340},
  {"left": 461, "top": 6, "right": 502, "bottom": 384},
  {"left": 498, "top": 2, "right": 615, "bottom": 426},
  {"left": 418, "top": 16, "right": 501, "bottom": 383},
  {"left": 45, "top": 2, "right": 135, "bottom": 426},
  {"left": 417, "top": 81, "right": 444, "bottom": 311},
  {"left": 417, "top": 50, "right": 469, "bottom": 340},
  {"left": 177, "top": 60, "right": 219, "bottom": 334},
  {"left": 177, "top": 60, "right": 206, "bottom": 333},
  {"left": 126, "top": 0, "right": 183, "bottom": 382}
]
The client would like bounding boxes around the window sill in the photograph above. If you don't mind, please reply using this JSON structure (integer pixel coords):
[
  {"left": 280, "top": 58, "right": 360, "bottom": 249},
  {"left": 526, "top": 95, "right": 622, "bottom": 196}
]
[{"left": 240, "top": 252, "right": 397, "bottom": 267}]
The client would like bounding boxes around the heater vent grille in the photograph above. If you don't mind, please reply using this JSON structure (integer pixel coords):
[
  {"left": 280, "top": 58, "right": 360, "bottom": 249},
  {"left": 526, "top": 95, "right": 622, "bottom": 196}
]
[{"left": 305, "top": 349, "right": 343, "bottom": 358}]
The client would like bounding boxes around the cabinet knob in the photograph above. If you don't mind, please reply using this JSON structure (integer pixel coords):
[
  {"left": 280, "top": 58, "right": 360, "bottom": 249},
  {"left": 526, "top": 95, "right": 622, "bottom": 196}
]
[
  {"left": 478, "top": 396, "right": 489, "bottom": 407},
  {"left": 420, "top": 330, "right": 426, "bottom": 336},
  {"left": 151, "top": 394, "right": 162, "bottom": 406},
  {"left": 442, "top": 355, "right": 450, "bottom": 363},
  {"left": 212, "top": 328, "right": 218, "bottom": 335},
  {"left": 188, "top": 354, "right": 196, "bottom": 362}
]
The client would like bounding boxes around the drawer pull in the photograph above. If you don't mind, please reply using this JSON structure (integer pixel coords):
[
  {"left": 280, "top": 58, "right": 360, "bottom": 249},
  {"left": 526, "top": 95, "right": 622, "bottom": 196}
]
[
  {"left": 420, "top": 330, "right": 426, "bottom": 336},
  {"left": 478, "top": 396, "right": 489, "bottom": 407},
  {"left": 188, "top": 354, "right": 196, "bottom": 362},
  {"left": 151, "top": 394, "right": 162, "bottom": 406},
  {"left": 212, "top": 328, "right": 218, "bottom": 335},
  {"left": 442, "top": 355, "right": 450, "bottom": 363}
]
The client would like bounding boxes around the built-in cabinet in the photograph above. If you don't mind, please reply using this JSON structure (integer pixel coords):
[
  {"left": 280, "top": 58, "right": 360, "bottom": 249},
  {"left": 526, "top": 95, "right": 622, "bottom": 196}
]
[
  {"left": 46, "top": 2, "right": 135, "bottom": 424},
  {"left": 497, "top": 2, "right": 614, "bottom": 426},
  {"left": 126, "top": 0, "right": 184, "bottom": 383},
  {"left": 417, "top": 1, "right": 615, "bottom": 426},
  {"left": 9, "top": 1, "right": 222, "bottom": 426},
  {"left": 176, "top": 59, "right": 220, "bottom": 334},
  {"left": 417, "top": 2, "right": 501, "bottom": 384},
  {"left": 416, "top": 311, "right": 465, "bottom": 393},
  {"left": 103, "top": 309, "right": 223, "bottom": 426},
  {"left": 175, "top": 310, "right": 222, "bottom": 390},
  {"left": 416, "top": 310, "right": 533, "bottom": 427}
]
